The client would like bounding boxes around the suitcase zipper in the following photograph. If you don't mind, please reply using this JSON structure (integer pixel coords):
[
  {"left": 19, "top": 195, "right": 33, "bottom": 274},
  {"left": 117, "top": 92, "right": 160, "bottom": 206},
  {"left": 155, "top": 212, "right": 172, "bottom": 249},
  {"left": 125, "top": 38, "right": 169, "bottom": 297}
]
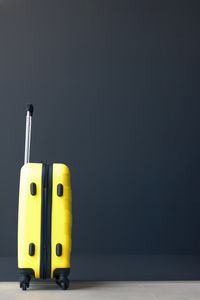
[
  {"left": 40, "top": 163, "right": 47, "bottom": 279},
  {"left": 40, "top": 163, "right": 52, "bottom": 279},
  {"left": 46, "top": 163, "right": 52, "bottom": 278}
]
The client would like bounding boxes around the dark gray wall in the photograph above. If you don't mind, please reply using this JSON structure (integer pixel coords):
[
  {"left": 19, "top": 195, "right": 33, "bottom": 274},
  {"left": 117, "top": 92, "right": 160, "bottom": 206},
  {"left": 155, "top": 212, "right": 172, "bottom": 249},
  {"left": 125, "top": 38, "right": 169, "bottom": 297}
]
[{"left": 0, "top": 0, "right": 200, "bottom": 257}]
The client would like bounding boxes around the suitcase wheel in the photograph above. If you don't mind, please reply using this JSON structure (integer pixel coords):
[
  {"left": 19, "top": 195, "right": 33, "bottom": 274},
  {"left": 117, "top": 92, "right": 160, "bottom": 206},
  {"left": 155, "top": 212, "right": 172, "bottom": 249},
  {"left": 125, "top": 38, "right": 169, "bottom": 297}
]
[
  {"left": 56, "top": 276, "right": 69, "bottom": 290},
  {"left": 60, "top": 279, "right": 69, "bottom": 290},
  {"left": 20, "top": 281, "right": 29, "bottom": 291},
  {"left": 19, "top": 273, "right": 31, "bottom": 291}
]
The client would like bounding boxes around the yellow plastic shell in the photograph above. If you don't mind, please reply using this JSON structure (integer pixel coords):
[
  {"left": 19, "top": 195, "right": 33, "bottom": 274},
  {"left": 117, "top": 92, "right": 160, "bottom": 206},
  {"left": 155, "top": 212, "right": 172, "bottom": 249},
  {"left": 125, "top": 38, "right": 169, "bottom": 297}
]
[
  {"left": 18, "top": 163, "right": 42, "bottom": 278},
  {"left": 51, "top": 164, "right": 72, "bottom": 277}
]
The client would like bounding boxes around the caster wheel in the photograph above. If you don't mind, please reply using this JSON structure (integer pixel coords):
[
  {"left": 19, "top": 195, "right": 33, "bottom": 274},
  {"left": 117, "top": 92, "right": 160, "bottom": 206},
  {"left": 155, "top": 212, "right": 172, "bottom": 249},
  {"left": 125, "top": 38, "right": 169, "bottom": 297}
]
[
  {"left": 19, "top": 273, "right": 31, "bottom": 291},
  {"left": 59, "top": 279, "right": 69, "bottom": 290},
  {"left": 21, "top": 282, "right": 27, "bottom": 291}
]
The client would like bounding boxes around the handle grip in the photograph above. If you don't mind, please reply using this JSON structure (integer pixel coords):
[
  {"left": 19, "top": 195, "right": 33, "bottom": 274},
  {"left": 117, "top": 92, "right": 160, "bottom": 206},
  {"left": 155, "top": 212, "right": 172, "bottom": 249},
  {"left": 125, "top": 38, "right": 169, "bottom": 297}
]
[{"left": 26, "top": 104, "right": 34, "bottom": 116}]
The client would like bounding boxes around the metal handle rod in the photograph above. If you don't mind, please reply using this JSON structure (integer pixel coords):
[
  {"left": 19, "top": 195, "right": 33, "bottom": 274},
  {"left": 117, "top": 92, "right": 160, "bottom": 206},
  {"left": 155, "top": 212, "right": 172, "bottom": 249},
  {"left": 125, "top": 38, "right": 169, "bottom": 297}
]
[
  {"left": 24, "top": 104, "right": 34, "bottom": 164},
  {"left": 24, "top": 112, "right": 32, "bottom": 164}
]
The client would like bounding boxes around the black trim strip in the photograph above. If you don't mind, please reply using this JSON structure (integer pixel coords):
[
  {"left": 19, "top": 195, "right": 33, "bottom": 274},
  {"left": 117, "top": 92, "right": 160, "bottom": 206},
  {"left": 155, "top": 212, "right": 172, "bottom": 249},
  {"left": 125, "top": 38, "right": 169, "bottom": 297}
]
[
  {"left": 40, "top": 163, "right": 47, "bottom": 279},
  {"left": 53, "top": 268, "right": 70, "bottom": 279},
  {"left": 18, "top": 268, "right": 35, "bottom": 278},
  {"left": 46, "top": 163, "right": 52, "bottom": 278},
  {"left": 40, "top": 163, "right": 53, "bottom": 279}
]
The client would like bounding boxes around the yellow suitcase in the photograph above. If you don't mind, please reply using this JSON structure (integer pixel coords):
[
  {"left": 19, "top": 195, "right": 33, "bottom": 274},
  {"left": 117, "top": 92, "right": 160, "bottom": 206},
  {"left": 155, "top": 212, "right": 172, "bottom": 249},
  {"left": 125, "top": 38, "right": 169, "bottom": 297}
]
[{"left": 17, "top": 105, "right": 72, "bottom": 290}]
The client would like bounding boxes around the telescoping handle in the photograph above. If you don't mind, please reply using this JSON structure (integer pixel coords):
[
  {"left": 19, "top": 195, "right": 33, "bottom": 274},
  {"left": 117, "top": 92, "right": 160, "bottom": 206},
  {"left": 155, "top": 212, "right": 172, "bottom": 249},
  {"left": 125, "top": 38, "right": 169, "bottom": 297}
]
[{"left": 24, "top": 104, "right": 34, "bottom": 164}]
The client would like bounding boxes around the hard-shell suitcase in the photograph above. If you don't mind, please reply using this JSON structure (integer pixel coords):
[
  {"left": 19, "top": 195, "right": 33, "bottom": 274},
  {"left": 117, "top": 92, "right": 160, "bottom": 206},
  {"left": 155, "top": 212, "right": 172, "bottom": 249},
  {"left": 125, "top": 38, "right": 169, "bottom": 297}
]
[{"left": 17, "top": 104, "right": 72, "bottom": 290}]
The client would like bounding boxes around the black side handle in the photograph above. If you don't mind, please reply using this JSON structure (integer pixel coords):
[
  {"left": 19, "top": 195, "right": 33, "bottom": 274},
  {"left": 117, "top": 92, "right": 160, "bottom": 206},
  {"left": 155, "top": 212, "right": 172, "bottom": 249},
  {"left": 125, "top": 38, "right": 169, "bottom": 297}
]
[
  {"left": 57, "top": 184, "right": 63, "bottom": 197},
  {"left": 56, "top": 243, "right": 62, "bottom": 256},
  {"left": 30, "top": 183, "right": 36, "bottom": 195},
  {"left": 29, "top": 243, "right": 35, "bottom": 256}
]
